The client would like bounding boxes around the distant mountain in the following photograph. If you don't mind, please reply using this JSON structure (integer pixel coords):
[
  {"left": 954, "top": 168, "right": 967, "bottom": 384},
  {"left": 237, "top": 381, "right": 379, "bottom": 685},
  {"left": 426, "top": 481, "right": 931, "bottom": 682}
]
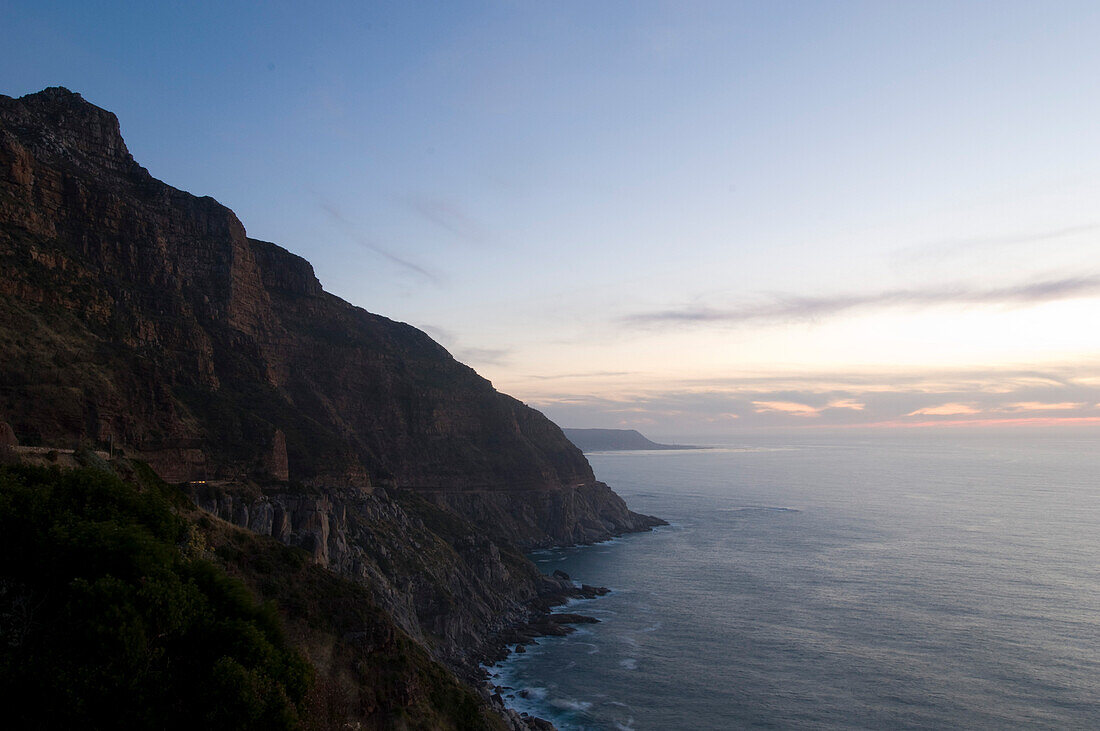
[{"left": 562, "top": 428, "right": 700, "bottom": 452}]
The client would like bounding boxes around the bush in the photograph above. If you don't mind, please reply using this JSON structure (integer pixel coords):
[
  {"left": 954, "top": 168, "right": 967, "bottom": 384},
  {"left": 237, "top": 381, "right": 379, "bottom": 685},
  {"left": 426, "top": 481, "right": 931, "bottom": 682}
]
[{"left": 0, "top": 465, "right": 313, "bottom": 729}]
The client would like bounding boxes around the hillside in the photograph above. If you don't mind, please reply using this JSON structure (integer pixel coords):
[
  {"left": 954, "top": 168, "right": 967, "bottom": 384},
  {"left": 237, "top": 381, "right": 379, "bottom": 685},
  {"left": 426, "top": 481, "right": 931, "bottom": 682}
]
[
  {"left": 0, "top": 460, "right": 516, "bottom": 729},
  {"left": 0, "top": 87, "right": 665, "bottom": 728}
]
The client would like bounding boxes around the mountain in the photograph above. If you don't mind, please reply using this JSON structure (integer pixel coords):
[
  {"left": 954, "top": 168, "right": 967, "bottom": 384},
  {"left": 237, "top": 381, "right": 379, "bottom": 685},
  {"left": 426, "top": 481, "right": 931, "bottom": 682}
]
[
  {"left": 0, "top": 86, "right": 660, "bottom": 545},
  {"left": 0, "top": 87, "right": 664, "bottom": 728},
  {"left": 563, "top": 428, "right": 699, "bottom": 452}
]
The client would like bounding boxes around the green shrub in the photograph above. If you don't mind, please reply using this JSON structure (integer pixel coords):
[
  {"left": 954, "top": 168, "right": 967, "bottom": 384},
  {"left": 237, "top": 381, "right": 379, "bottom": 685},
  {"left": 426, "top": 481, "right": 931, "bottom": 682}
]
[{"left": 0, "top": 465, "right": 313, "bottom": 729}]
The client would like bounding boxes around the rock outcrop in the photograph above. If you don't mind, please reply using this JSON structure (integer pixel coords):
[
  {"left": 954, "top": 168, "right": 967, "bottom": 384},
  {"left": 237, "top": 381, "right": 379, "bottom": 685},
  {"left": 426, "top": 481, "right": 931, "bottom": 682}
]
[
  {"left": 424, "top": 480, "right": 660, "bottom": 549},
  {"left": 190, "top": 481, "right": 568, "bottom": 673}
]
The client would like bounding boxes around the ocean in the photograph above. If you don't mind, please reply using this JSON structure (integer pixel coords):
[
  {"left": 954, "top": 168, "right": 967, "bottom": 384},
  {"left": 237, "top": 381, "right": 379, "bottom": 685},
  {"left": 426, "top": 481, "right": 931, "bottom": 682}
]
[{"left": 489, "top": 431, "right": 1100, "bottom": 730}]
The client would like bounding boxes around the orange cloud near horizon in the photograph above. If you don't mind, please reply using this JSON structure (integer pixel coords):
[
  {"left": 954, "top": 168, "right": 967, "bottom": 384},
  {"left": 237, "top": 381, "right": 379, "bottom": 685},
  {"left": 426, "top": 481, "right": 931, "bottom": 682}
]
[
  {"left": 752, "top": 401, "right": 821, "bottom": 416},
  {"left": 826, "top": 398, "right": 865, "bottom": 411},
  {"left": 998, "top": 401, "right": 1084, "bottom": 412},
  {"left": 851, "top": 416, "right": 1100, "bottom": 429},
  {"left": 907, "top": 403, "right": 981, "bottom": 416}
]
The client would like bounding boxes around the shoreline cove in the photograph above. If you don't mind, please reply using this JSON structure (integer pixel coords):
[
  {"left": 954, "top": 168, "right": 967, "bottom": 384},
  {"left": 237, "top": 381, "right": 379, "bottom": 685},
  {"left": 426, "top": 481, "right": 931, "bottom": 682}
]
[
  {"left": 487, "top": 595, "right": 614, "bottom": 728},
  {"left": 485, "top": 527, "right": 672, "bottom": 729}
]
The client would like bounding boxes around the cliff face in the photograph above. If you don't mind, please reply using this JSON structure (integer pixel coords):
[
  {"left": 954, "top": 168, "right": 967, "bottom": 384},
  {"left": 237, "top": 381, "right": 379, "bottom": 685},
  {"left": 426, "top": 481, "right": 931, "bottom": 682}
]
[
  {"left": 188, "top": 478, "right": 647, "bottom": 669},
  {"left": 191, "top": 481, "right": 552, "bottom": 673},
  {"left": 0, "top": 87, "right": 604, "bottom": 499},
  {"left": 0, "top": 89, "right": 664, "bottom": 697}
]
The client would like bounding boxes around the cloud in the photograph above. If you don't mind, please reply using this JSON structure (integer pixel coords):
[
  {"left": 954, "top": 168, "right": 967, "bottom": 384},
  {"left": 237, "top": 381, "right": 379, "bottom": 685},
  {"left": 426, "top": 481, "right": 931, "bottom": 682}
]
[
  {"left": 857, "top": 416, "right": 1100, "bottom": 429},
  {"left": 906, "top": 403, "right": 981, "bottom": 416},
  {"left": 404, "top": 194, "right": 491, "bottom": 244},
  {"left": 521, "top": 364, "right": 1100, "bottom": 435},
  {"left": 526, "top": 371, "right": 634, "bottom": 381},
  {"left": 318, "top": 202, "right": 442, "bottom": 284},
  {"left": 748, "top": 398, "right": 862, "bottom": 417},
  {"left": 901, "top": 223, "right": 1099, "bottom": 262},
  {"left": 997, "top": 401, "right": 1084, "bottom": 412},
  {"left": 623, "top": 275, "right": 1100, "bottom": 328},
  {"left": 752, "top": 401, "right": 822, "bottom": 416},
  {"left": 624, "top": 367, "right": 1081, "bottom": 395}
]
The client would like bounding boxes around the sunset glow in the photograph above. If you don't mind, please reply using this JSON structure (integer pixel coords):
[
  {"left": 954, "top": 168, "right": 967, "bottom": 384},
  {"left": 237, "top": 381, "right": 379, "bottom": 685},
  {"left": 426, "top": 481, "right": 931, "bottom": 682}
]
[{"left": 7, "top": 1, "right": 1099, "bottom": 436}]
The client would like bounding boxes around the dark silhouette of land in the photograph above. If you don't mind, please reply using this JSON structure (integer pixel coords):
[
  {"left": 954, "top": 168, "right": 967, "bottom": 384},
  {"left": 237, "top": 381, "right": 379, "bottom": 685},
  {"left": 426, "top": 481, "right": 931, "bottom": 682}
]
[{"left": 563, "top": 428, "right": 702, "bottom": 452}]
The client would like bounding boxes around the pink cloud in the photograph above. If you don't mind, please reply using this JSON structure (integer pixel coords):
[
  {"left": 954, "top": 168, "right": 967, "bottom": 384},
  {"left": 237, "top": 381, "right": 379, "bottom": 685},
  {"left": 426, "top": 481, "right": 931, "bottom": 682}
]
[
  {"left": 826, "top": 398, "right": 865, "bottom": 411},
  {"left": 752, "top": 401, "right": 821, "bottom": 416},
  {"left": 854, "top": 416, "right": 1100, "bottom": 429},
  {"left": 998, "top": 401, "right": 1084, "bottom": 412},
  {"left": 907, "top": 403, "right": 981, "bottom": 416}
]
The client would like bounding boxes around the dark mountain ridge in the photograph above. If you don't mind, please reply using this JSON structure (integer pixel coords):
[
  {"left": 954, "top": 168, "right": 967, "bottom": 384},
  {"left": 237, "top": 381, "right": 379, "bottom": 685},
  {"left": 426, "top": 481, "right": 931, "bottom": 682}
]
[
  {"left": 0, "top": 87, "right": 587, "bottom": 491},
  {"left": 563, "top": 427, "right": 700, "bottom": 451},
  {"left": 0, "top": 87, "right": 660, "bottom": 542},
  {"left": 0, "top": 87, "right": 664, "bottom": 728}
]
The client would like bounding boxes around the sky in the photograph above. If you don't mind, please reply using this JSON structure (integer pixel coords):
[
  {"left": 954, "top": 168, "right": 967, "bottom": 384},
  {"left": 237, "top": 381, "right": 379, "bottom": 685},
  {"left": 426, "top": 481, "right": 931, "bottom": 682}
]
[{"left": 5, "top": 1, "right": 1100, "bottom": 439}]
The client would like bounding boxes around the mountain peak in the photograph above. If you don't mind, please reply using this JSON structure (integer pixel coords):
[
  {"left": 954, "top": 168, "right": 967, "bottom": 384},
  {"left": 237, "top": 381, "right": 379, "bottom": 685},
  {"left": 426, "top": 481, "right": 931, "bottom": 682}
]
[
  {"left": 1, "top": 86, "right": 143, "bottom": 181},
  {"left": 24, "top": 85, "right": 84, "bottom": 103}
]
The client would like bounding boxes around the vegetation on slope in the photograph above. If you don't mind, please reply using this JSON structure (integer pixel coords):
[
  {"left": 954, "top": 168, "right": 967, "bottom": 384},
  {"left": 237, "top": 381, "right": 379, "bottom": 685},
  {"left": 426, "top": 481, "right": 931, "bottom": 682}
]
[
  {"left": 0, "top": 464, "right": 504, "bottom": 730},
  {"left": 0, "top": 464, "right": 310, "bottom": 728},
  {"left": 209, "top": 522, "right": 504, "bottom": 731}
]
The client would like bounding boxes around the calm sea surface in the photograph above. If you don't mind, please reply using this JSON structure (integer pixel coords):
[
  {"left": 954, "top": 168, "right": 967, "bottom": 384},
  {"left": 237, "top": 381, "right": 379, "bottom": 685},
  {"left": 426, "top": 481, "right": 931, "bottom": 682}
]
[{"left": 490, "top": 431, "right": 1100, "bottom": 730}]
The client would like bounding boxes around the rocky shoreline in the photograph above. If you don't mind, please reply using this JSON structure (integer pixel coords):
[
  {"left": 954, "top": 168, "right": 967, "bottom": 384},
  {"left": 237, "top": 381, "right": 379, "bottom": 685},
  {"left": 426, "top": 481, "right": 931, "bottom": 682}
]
[
  {"left": 480, "top": 569, "right": 613, "bottom": 730},
  {"left": 185, "top": 477, "right": 661, "bottom": 730},
  {"left": 4, "top": 442, "right": 655, "bottom": 730}
]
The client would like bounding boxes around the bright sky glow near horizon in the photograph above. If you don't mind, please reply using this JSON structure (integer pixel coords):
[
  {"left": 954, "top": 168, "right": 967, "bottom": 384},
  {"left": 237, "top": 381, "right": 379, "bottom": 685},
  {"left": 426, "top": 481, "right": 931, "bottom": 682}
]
[{"left": 5, "top": 1, "right": 1100, "bottom": 438}]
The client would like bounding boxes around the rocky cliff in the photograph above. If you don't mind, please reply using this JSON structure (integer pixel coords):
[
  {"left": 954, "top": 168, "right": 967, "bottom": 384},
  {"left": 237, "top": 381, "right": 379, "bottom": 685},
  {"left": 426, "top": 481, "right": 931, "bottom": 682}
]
[
  {"left": 0, "top": 87, "right": 663, "bottom": 725},
  {"left": 0, "top": 87, "right": 659, "bottom": 537}
]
